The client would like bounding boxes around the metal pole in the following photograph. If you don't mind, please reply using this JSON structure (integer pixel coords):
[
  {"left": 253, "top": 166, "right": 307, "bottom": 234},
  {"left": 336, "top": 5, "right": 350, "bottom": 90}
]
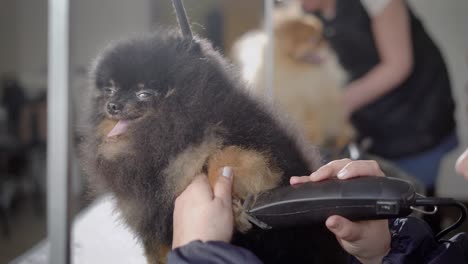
[
  {"left": 264, "top": 0, "right": 275, "bottom": 101},
  {"left": 47, "top": 0, "right": 72, "bottom": 263},
  {"left": 171, "top": 0, "right": 193, "bottom": 39}
]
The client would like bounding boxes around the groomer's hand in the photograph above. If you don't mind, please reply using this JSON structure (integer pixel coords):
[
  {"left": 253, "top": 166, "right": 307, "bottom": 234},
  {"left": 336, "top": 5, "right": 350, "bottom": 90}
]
[
  {"left": 172, "top": 167, "right": 234, "bottom": 249},
  {"left": 290, "top": 159, "right": 391, "bottom": 264}
]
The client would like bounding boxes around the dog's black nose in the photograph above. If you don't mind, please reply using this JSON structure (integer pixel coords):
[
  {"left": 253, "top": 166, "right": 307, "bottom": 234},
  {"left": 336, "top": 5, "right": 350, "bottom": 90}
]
[{"left": 107, "top": 102, "right": 123, "bottom": 115}]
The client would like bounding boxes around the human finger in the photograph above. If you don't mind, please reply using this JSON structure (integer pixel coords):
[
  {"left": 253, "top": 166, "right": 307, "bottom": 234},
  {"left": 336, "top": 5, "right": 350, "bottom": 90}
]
[
  {"left": 290, "top": 159, "right": 352, "bottom": 184},
  {"left": 325, "top": 215, "right": 364, "bottom": 242},
  {"left": 213, "top": 166, "right": 233, "bottom": 206},
  {"left": 309, "top": 159, "right": 353, "bottom": 182},
  {"left": 336, "top": 160, "right": 385, "bottom": 180},
  {"left": 183, "top": 174, "right": 213, "bottom": 201}
]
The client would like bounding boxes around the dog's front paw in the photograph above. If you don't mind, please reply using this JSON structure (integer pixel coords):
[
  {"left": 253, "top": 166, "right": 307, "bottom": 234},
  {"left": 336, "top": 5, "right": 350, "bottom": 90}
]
[{"left": 232, "top": 198, "right": 252, "bottom": 233}]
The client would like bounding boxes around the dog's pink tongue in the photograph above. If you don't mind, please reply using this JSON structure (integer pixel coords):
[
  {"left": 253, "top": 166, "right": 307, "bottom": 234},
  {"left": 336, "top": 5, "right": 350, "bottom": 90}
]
[{"left": 107, "top": 120, "right": 130, "bottom": 138}]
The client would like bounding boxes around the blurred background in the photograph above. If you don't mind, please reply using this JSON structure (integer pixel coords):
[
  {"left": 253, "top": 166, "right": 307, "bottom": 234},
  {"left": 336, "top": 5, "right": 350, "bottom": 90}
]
[{"left": 0, "top": 0, "right": 467, "bottom": 263}]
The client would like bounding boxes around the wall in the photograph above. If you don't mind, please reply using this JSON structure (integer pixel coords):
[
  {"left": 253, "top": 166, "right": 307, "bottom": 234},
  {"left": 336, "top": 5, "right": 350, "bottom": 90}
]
[
  {"left": 222, "top": 0, "right": 263, "bottom": 53},
  {"left": 71, "top": 0, "right": 151, "bottom": 74},
  {"left": 0, "top": 0, "right": 18, "bottom": 80},
  {"left": 1, "top": 0, "right": 152, "bottom": 97},
  {"left": 16, "top": 0, "right": 48, "bottom": 96}
]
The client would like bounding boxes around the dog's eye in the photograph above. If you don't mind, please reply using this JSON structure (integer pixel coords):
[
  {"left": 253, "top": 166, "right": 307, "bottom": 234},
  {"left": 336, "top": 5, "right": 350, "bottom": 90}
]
[
  {"left": 136, "top": 91, "right": 154, "bottom": 100},
  {"left": 104, "top": 87, "right": 116, "bottom": 96}
]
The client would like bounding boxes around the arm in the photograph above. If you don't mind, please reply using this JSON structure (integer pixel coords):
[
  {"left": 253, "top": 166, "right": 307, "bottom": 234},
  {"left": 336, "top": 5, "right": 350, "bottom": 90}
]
[
  {"left": 168, "top": 241, "right": 262, "bottom": 264},
  {"left": 344, "top": 0, "right": 413, "bottom": 115},
  {"left": 384, "top": 217, "right": 468, "bottom": 264},
  {"left": 169, "top": 168, "right": 262, "bottom": 264}
]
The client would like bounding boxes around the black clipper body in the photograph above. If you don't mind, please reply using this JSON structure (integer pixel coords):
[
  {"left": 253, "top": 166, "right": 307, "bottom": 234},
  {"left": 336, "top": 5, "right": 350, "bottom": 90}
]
[{"left": 245, "top": 177, "right": 416, "bottom": 229}]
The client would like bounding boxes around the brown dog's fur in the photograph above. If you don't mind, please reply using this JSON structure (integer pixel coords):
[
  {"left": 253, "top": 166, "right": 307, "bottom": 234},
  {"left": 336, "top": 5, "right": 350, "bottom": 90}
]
[
  {"left": 232, "top": 5, "right": 355, "bottom": 150},
  {"left": 207, "top": 146, "right": 282, "bottom": 232}
]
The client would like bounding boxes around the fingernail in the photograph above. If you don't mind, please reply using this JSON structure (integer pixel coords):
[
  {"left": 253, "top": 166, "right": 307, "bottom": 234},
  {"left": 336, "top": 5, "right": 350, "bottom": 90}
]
[
  {"left": 328, "top": 218, "right": 341, "bottom": 230},
  {"left": 222, "top": 166, "right": 233, "bottom": 178},
  {"left": 290, "top": 177, "right": 301, "bottom": 185},
  {"left": 337, "top": 169, "right": 347, "bottom": 179}
]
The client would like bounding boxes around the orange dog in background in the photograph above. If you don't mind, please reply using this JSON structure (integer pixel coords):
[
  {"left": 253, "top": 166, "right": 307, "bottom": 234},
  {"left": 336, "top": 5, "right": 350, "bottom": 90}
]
[{"left": 232, "top": 5, "right": 354, "bottom": 150}]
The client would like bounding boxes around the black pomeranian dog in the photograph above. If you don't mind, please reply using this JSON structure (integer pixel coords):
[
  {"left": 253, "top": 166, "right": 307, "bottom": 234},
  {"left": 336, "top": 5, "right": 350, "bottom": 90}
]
[{"left": 80, "top": 29, "right": 348, "bottom": 263}]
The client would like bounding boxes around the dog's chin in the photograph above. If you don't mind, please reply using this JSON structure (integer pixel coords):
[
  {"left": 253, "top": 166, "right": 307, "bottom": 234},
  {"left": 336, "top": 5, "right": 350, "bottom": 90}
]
[
  {"left": 104, "top": 134, "right": 129, "bottom": 143},
  {"left": 99, "top": 131, "right": 132, "bottom": 160}
]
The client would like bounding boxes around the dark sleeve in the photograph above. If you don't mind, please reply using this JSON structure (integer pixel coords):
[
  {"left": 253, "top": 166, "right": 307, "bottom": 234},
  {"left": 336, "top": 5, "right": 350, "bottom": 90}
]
[
  {"left": 167, "top": 240, "right": 263, "bottom": 264},
  {"left": 376, "top": 217, "right": 468, "bottom": 264}
]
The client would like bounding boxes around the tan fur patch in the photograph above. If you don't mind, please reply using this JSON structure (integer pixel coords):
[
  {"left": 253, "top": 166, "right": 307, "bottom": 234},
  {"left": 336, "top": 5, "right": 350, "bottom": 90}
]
[
  {"left": 303, "top": 108, "right": 325, "bottom": 145},
  {"left": 98, "top": 139, "right": 131, "bottom": 160},
  {"left": 334, "top": 123, "right": 356, "bottom": 150},
  {"left": 164, "top": 135, "right": 223, "bottom": 196},
  {"left": 97, "top": 118, "right": 118, "bottom": 137},
  {"left": 207, "top": 146, "right": 282, "bottom": 232},
  {"left": 144, "top": 244, "right": 170, "bottom": 264}
]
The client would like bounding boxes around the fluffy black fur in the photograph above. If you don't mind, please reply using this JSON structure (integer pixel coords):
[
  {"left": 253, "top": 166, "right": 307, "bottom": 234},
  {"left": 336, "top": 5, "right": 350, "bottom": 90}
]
[{"left": 80, "top": 29, "right": 348, "bottom": 263}]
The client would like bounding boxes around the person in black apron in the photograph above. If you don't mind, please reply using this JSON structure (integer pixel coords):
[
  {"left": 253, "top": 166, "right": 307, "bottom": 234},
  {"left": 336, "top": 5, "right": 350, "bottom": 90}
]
[{"left": 302, "top": 0, "right": 457, "bottom": 199}]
